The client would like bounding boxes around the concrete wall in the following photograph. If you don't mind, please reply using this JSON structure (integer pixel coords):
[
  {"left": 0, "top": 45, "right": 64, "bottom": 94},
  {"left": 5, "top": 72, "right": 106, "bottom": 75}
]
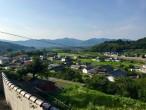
[{"left": 1, "top": 72, "right": 59, "bottom": 110}]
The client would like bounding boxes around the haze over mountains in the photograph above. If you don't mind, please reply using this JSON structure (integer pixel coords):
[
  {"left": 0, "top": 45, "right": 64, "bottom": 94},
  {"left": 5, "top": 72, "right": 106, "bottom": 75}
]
[
  {"left": 0, "top": 38, "right": 131, "bottom": 51},
  {"left": 4, "top": 38, "right": 118, "bottom": 48}
]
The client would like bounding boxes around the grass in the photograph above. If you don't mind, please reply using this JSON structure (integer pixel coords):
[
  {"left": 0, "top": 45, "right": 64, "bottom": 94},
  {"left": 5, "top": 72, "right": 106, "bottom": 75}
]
[
  {"left": 54, "top": 86, "right": 146, "bottom": 110},
  {"left": 58, "top": 53, "right": 75, "bottom": 57},
  {"left": 45, "top": 78, "right": 146, "bottom": 110}
]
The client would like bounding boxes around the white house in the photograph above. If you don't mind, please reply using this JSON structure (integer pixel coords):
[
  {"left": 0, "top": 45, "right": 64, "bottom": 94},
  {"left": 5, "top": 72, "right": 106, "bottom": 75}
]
[
  {"left": 82, "top": 67, "right": 92, "bottom": 74},
  {"left": 0, "top": 57, "right": 10, "bottom": 65},
  {"left": 82, "top": 67, "right": 97, "bottom": 74}
]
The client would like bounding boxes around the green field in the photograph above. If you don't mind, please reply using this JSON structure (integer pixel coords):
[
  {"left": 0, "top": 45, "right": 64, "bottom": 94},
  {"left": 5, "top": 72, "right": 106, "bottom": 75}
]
[{"left": 77, "top": 58, "right": 135, "bottom": 69}]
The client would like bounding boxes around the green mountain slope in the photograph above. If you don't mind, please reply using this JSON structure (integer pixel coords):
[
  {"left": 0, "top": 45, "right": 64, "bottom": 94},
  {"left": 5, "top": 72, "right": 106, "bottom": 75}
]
[
  {"left": 0, "top": 41, "right": 31, "bottom": 51},
  {"left": 91, "top": 37, "right": 146, "bottom": 52}
]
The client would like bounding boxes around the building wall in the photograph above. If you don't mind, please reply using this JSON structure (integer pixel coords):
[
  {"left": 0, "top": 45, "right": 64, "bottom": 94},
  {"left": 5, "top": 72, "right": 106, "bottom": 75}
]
[{"left": 82, "top": 69, "right": 88, "bottom": 74}]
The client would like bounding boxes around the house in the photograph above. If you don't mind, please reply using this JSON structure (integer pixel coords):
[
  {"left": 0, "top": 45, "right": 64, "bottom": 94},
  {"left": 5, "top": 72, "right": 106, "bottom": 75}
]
[
  {"left": 104, "top": 52, "right": 111, "bottom": 56},
  {"left": 63, "top": 61, "right": 73, "bottom": 66},
  {"left": 47, "top": 57, "right": 54, "bottom": 61},
  {"left": 0, "top": 57, "right": 10, "bottom": 65},
  {"left": 82, "top": 67, "right": 93, "bottom": 74},
  {"left": 49, "top": 64, "right": 59, "bottom": 68},
  {"left": 111, "top": 52, "right": 119, "bottom": 57},
  {"left": 61, "top": 56, "right": 71, "bottom": 62},
  {"left": 23, "top": 60, "right": 31, "bottom": 65},
  {"left": 74, "top": 55, "right": 80, "bottom": 59},
  {"left": 14, "top": 54, "right": 30, "bottom": 62},
  {"left": 92, "top": 57, "right": 105, "bottom": 62},
  {"left": 83, "top": 66, "right": 104, "bottom": 75},
  {"left": 49, "top": 64, "right": 65, "bottom": 72},
  {"left": 109, "top": 70, "right": 126, "bottom": 78},
  {"left": 107, "top": 70, "right": 126, "bottom": 82},
  {"left": 88, "top": 69, "right": 98, "bottom": 74},
  {"left": 40, "top": 55, "right": 45, "bottom": 60},
  {"left": 107, "top": 58, "right": 120, "bottom": 62},
  {"left": 102, "top": 65, "right": 114, "bottom": 72},
  {"left": 82, "top": 68, "right": 98, "bottom": 75},
  {"left": 81, "top": 62, "right": 91, "bottom": 68},
  {"left": 139, "top": 65, "right": 146, "bottom": 73},
  {"left": 96, "top": 65, "right": 114, "bottom": 73},
  {"left": 70, "top": 65, "right": 81, "bottom": 70},
  {"left": 82, "top": 65, "right": 113, "bottom": 74}
]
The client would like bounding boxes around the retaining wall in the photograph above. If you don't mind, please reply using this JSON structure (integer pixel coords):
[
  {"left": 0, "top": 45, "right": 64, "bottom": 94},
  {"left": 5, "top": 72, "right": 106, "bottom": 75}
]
[{"left": 0, "top": 72, "right": 59, "bottom": 110}]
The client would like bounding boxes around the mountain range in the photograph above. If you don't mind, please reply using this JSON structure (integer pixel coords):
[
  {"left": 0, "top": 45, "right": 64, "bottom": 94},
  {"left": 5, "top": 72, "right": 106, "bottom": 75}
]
[
  {"left": 6, "top": 38, "right": 117, "bottom": 48},
  {"left": 0, "top": 38, "right": 131, "bottom": 50},
  {"left": 0, "top": 41, "right": 31, "bottom": 52}
]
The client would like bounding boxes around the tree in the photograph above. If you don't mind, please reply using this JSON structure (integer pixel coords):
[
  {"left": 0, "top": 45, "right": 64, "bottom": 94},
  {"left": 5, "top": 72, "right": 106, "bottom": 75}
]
[
  {"left": 17, "top": 69, "right": 28, "bottom": 80},
  {"left": 85, "top": 75, "right": 109, "bottom": 92},
  {"left": 27, "top": 57, "right": 48, "bottom": 78},
  {"left": 113, "top": 77, "right": 138, "bottom": 98}
]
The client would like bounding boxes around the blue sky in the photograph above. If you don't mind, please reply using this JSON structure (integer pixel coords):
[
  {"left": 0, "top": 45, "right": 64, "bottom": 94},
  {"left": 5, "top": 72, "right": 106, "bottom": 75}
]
[{"left": 0, "top": 0, "right": 146, "bottom": 41}]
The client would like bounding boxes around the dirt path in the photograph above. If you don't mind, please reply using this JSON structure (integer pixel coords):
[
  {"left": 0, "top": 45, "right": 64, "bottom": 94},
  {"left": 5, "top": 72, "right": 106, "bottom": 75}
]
[
  {"left": 49, "top": 77, "right": 86, "bottom": 88},
  {"left": 0, "top": 93, "right": 10, "bottom": 110}
]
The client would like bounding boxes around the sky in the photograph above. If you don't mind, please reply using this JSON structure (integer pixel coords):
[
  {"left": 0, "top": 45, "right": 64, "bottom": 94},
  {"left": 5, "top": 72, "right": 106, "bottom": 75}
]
[{"left": 0, "top": 0, "right": 146, "bottom": 41}]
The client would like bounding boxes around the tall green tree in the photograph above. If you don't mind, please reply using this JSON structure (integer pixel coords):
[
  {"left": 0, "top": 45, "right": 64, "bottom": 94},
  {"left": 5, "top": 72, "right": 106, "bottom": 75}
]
[{"left": 27, "top": 57, "right": 48, "bottom": 78}]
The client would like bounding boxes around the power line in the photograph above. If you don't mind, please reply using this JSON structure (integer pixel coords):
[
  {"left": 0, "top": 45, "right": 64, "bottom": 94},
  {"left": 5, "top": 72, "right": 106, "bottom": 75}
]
[{"left": 0, "top": 31, "right": 72, "bottom": 47}]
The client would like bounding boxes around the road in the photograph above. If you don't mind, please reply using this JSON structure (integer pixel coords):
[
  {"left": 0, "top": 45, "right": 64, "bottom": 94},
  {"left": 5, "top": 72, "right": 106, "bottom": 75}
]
[
  {"left": 106, "top": 55, "right": 146, "bottom": 62},
  {"left": 119, "top": 56, "right": 146, "bottom": 62}
]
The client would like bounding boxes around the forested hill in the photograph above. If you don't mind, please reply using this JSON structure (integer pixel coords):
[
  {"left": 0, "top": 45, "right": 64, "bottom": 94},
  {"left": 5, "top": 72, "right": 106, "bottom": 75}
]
[
  {"left": 0, "top": 41, "right": 31, "bottom": 51},
  {"left": 91, "top": 37, "right": 146, "bottom": 52}
]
